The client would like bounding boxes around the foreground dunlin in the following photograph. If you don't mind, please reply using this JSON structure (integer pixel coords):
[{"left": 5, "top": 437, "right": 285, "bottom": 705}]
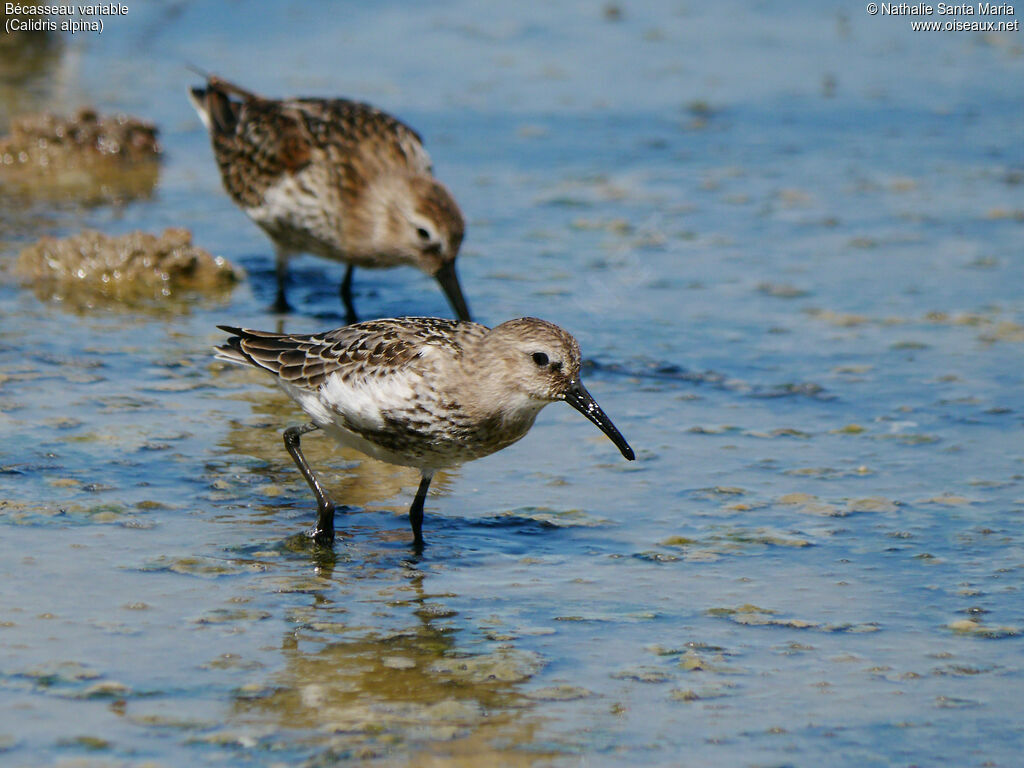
[
  {"left": 215, "top": 317, "right": 634, "bottom": 547},
  {"left": 189, "top": 75, "right": 470, "bottom": 321}
]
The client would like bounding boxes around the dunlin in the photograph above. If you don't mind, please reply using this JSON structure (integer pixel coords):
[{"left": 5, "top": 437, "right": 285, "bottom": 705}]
[
  {"left": 215, "top": 317, "right": 634, "bottom": 547},
  {"left": 189, "top": 75, "right": 470, "bottom": 322}
]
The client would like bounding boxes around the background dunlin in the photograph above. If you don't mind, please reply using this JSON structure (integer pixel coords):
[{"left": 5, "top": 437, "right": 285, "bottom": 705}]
[{"left": 189, "top": 76, "right": 470, "bottom": 321}]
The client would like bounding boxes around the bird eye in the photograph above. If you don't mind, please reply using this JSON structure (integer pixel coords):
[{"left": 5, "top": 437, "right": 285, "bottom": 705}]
[
  {"left": 416, "top": 226, "right": 432, "bottom": 241},
  {"left": 531, "top": 352, "right": 549, "bottom": 367}
]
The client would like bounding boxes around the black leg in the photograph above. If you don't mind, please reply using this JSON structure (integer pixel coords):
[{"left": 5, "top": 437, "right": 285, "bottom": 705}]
[
  {"left": 409, "top": 474, "right": 431, "bottom": 549},
  {"left": 283, "top": 423, "right": 335, "bottom": 545},
  {"left": 340, "top": 265, "right": 358, "bottom": 325},
  {"left": 272, "top": 248, "right": 293, "bottom": 314}
]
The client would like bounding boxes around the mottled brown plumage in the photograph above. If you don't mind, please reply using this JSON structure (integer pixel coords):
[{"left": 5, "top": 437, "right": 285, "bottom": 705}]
[
  {"left": 189, "top": 75, "right": 470, "bottom": 320},
  {"left": 215, "top": 317, "right": 634, "bottom": 547},
  {"left": 217, "top": 317, "right": 472, "bottom": 391}
]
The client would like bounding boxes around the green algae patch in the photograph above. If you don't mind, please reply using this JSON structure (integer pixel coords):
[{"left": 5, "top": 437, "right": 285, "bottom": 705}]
[
  {"left": 72, "top": 680, "right": 132, "bottom": 699},
  {"left": 138, "top": 555, "right": 261, "bottom": 579},
  {"left": 722, "top": 528, "right": 811, "bottom": 548},
  {"left": 17, "top": 660, "right": 101, "bottom": 687},
  {"left": 56, "top": 735, "right": 110, "bottom": 751},
  {"left": 428, "top": 648, "right": 545, "bottom": 685},
  {"left": 777, "top": 493, "right": 817, "bottom": 506},
  {"left": 832, "top": 423, "right": 866, "bottom": 434},
  {"left": 202, "top": 653, "right": 265, "bottom": 672},
  {"left": 194, "top": 608, "right": 273, "bottom": 625},
  {"left": 707, "top": 604, "right": 775, "bottom": 618},
  {"left": 713, "top": 486, "right": 747, "bottom": 495},
  {"left": 876, "top": 432, "right": 940, "bottom": 446},
  {"left": 931, "top": 663, "right": 994, "bottom": 676},
  {"left": 498, "top": 506, "right": 609, "bottom": 527},
  {"left": 979, "top": 320, "right": 1024, "bottom": 343},
  {"left": 777, "top": 493, "right": 901, "bottom": 518},
  {"left": 0, "top": 499, "right": 151, "bottom": 528},
  {"left": 677, "top": 650, "right": 746, "bottom": 675},
  {"left": 525, "top": 685, "right": 594, "bottom": 701},
  {"left": 0, "top": 500, "right": 66, "bottom": 524},
  {"left": 414, "top": 603, "right": 459, "bottom": 620},
  {"left": 757, "top": 282, "right": 809, "bottom": 298},
  {"left": 644, "top": 643, "right": 746, "bottom": 676},
  {"left": 847, "top": 497, "right": 900, "bottom": 514},
  {"left": 0, "top": 108, "right": 160, "bottom": 206},
  {"left": 745, "top": 427, "right": 812, "bottom": 439},
  {"left": 16, "top": 228, "right": 243, "bottom": 309},
  {"left": 708, "top": 606, "right": 880, "bottom": 633},
  {"left": 947, "top": 619, "right": 1020, "bottom": 639},
  {"left": 5, "top": 660, "right": 136, "bottom": 703},
  {"left": 610, "top": 666, "right": 674, "bottom": 683},
  {"left": 658, "top": 526, "right": 812, "bottom": 559},
  {"left": 633, "top": 550, "right": 682, "bottom": 563},
  {"left": 126, "top": 712, "right": 215, "bottom": 730},
  {"left": 804, "top": 308, "right": 871, "bottom": 327},
  {"left": 661, "top": 536, "right": 698, "bottom": 547},
  {"left": 785, "top": 465, "right": 874, "bottom": 478},
  {"left": 670, "top": 683, "right": 737, "bottom": 702},
  {"left": 917, "top": 494, "right": 976, "bottom": 506}
]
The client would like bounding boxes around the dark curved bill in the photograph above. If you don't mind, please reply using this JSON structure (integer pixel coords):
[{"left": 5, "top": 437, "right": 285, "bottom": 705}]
[
  {"left": 434, "top": 260, "right": 472, "bottom": 322},
  {"left": 564, "top": 380, "right": 635, "bottom": 461}
]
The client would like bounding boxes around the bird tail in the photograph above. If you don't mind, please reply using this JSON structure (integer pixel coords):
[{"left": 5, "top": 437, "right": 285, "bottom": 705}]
[
  {"left": 187, "top": 70, "right": 256, "bottom": 135},
  {"left": 213, "top": 325, "right": 300, "bottom": 379},
  {"left": 213, "top": 325, "right": 251, "bottom": 366}
]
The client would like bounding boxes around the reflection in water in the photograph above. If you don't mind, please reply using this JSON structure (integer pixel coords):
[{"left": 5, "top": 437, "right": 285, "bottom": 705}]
[
  {"left": 15, "top": 228, "right": 241, "bottom": 313},
  {"left": 0, "top": 109, "right": 160, "bottom": 208},
  {"left": 0, "top": 85, "right": 162, "bottom": 242},
  {"left": 233, "top": 566, "right": 555, "bottom": 764}
]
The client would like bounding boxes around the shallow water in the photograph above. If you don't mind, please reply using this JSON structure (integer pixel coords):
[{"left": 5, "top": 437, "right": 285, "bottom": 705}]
[{"left": 1, "top": 2, "right": 1023, "bottom": 765}]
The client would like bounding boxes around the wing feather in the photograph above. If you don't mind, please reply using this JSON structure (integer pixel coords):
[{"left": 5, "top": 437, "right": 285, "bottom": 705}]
[{"left": 215, "top": 318, "right": 486, "bottom": 392}]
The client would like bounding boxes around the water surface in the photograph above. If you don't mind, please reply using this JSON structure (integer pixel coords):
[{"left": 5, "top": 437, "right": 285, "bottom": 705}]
[{"left": 1, "top": 2, "right": 1022, "bottom": 765}]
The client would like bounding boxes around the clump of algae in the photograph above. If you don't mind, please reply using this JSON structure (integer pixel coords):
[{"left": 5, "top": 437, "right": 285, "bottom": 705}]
[
  {"left": 0, "top": 108, "right": 160, "bottom": 205},
  {"left": 16, "top": 228, "right": 243, "bottom": 308}
]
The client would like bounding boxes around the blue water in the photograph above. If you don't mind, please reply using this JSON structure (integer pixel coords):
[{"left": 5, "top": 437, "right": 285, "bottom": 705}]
[{"left": 1, "top": 2, "right": 1023, "bottom": 765}]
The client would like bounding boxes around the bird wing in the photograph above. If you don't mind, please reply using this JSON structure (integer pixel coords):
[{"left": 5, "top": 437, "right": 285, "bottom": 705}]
[
  {"left": 215, "top": 318, "right": 483, "bottom": 393},
  {"left": 217, "top": 318, "right": 494, "bottom": 463},
  {"left": 289, "top": 97, "right": 434, "bottom": 179}
]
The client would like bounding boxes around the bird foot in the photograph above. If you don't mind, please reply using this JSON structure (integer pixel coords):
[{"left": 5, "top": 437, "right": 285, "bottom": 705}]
[
  {"left": 308, "top": 525, "right": 336, "bottom": 546},
  {"left": 307, "top": 500, "right": 337, "bottom": 546}
]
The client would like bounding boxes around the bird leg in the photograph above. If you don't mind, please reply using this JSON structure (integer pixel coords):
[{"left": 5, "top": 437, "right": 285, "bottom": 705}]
[
  {"left": 283, "top": 423, "right": 335, "bottom": 545},
  {"left": 340, "top": 265, "right": 358, "bottom": 325},
  {"left": 409, "top": 474, "right": 432, "bottom": 549},
  {"left": 272, "top": 247, "right": 293, "bottom": 314}
]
